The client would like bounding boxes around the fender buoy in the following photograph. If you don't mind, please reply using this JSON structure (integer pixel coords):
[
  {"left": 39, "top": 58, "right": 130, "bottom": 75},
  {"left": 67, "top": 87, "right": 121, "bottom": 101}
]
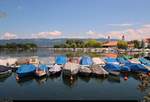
[
  {"left": 16, "top": 75, "right": 19, "bottom": 80},
  {"left": 147, "top": 72, "right": 150, "bottom": 76},
  {"left": 124, "top": 76, "right": 128, "bottom": 80}
]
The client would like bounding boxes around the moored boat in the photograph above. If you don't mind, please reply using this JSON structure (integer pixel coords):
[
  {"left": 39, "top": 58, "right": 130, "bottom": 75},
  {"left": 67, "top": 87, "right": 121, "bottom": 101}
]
[
  {"left": 63, "top": 62, "right": 80, "bottom": 76},
  {"left": 91, "top": 65, "right": 108, "bottom": 76},
  {"left": 0, "top": 65, "right": 12, "bottom": 75},
  {"left": 35, "top": 64, "right": 49, "bottom": 78},
  {"left": 103, "top": 63, "right": 121, "bottom": 76},
  {"left": 16, "top": 64, "right": 36, "bottom": 79},
  {"left": 49, "top": 64, "right": 62, "bottom": 75},
  {"left": 79, "top": 56, "right": 93, "bottom": 66},
  {"left": 55, "top": 55, "right": 67, "bottom": 67},
  {"left": 92, "top": 57, "right": 105, "bottom": 65},
  {"left": 79, "top": 66, "right": 92, "bottom": 76}
]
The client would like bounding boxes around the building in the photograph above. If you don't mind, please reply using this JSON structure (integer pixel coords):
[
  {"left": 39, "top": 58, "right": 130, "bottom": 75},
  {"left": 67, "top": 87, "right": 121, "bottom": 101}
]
[
  {"left": 144, "top": 38, "right": 150, "bottom": 48},
  {"left": 102, "top": 41, "right": 118, "bottom": 48}
]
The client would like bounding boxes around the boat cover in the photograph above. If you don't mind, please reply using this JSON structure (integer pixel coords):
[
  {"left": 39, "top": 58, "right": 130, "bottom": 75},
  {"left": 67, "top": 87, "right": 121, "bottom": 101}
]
[
  {"left": 92, "top": 57, "right": 105, "bottom": 65},
  {"left": 16, "top": 64, "right": 36, "bottom": 74},
  {"left": 104, "top": 63, "right": 121, "bottom": 71},
  {"left": 0, "top": 65, "right": 11, "bottom": 72},
  {"left": 49, "top": 64, "right": 61, "bottom": 72},
  {"left": 139, "top": 57, "right": 150, "bottom": 66},
  {"left": 125, "top": 63, "right": 149, "bottom": 73},
  {"left": 55, "top": 55, "right": 67, "bottom": 65},
  {"left": 80, "top": 56, "right": 93, "bottom": 65},
  {"left": 64, "top": 62, "right": 80, "bottom": 71},
  {"left": 104, "top": 57, "right": 119, "bottom": 65},
  {"left": 38, "top": 64, "right": 48, "bottom": 71}
]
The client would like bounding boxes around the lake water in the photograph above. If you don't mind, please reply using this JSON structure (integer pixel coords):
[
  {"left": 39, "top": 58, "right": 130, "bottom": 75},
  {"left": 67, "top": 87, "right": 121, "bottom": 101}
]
[{"left": 0, "top": 48, "right": 149, "bottom": 101}]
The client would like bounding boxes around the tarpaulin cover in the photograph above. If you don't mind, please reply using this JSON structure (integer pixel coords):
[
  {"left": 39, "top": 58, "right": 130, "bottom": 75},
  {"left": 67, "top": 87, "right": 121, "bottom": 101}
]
[
  {"left": 17, "top": 64, "right": 36, "bottom": 74},
  {"left": 55, "top": 55, "right": 67, "bottom": 65},
  {"left": 79, "top": 56, "right": 93, "bottom": 65}
]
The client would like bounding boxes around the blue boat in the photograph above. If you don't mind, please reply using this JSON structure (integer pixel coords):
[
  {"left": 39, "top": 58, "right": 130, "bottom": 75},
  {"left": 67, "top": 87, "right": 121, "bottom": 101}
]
[
  {"left": 124, "top": 63, "right": 149, "bottom": 73},
  {"left": 79, "top": 56, "right": 93, "bottom": 66},
  {"left": 139, "top": 57, "right": 150, "bottom": 66},
  {"left": 16, "top": 64, "right": 36, "bottom": 78},
  {"left": 116, "top": 57, "right": 130, "bottom": 64},
  {"left": 104, "top": 63, "right": 121, "bottom": 75},
  {"left": 55, "top": 55, "right": 67, "bottom": 65},
  {"left": 104, "top": 57, "right": 119, "bottom": 65}
]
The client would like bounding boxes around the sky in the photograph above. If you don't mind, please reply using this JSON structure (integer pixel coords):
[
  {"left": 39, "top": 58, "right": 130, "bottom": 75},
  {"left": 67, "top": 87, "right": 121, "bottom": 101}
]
[{"left": 0, "top": 0, "right": 150, "bottom": 40}]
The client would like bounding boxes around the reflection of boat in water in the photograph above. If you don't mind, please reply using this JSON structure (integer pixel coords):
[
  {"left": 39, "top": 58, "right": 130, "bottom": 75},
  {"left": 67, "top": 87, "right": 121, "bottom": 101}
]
[
  {"left": 0, "top": 72, "right": 12, "bottom": 82},
  {"left": 62, "top": 73, "right": 78, "bottom": 88},
  {"left": 107, "top": 75, "right": 121, "bottom": 83},
  {"left": 16, "top": 75, "right": 35, "bottom": 86},
  {"left": 35, "top": 77, "right": 47, "bottom": 85},
  {"left": 78, "top": 75, "right": 91, "bottom": 83}
]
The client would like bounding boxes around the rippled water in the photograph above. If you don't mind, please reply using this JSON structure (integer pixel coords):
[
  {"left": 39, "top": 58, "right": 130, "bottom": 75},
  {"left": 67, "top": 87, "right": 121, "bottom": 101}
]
[{"left": 0, "top": 48, "right": 149, "bottom": 101}]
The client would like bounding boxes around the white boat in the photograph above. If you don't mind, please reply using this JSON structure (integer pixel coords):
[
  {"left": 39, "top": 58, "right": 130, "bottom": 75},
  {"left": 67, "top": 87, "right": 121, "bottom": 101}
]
[
  {"left": 63, "top": 62, "right": 80, "bottom": 76},
  {"left": 92, "top": 57, "right": 105, "bottom": 65},
  {"left": 79, "top": 66, "right": 92, "bottom": 76},
  {"left": 91, "top": 65, "right": 109, "bottom": 76},
  {"left": 49, "top": 64, "right": 62, "bottom": 75}
]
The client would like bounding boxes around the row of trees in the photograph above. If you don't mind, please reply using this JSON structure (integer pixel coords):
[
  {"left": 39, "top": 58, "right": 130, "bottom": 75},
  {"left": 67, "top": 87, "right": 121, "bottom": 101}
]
[
  {"left": 0, "top": 43, "right": 37, "bottom": 50},
  {"left": 54, "top": 39, "right": 102, "bottom": 48}
]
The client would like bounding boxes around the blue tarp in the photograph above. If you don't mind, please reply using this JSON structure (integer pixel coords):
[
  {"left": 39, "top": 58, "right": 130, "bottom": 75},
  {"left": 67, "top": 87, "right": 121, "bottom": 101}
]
[
  {"left": 125, "top": 63, "right": 149, "bottom": 73},
  {"left": 38, "top": 64, "right": 48, "bottom": 71},
  {"left": 16, "top": 64, "right": 36, "bottom": 74},
  {"left": 120, "top": 65, "right": 131, "bottom": 72},
  {"left": 80, "top": 56, "right": 93, "bottom": 65},
  {"left": 104, "top": 57, "right": 118, "bottom": 63},
  {"left": 104, "top": 63, "right": 121, "bottom": 71},
  {"left": 116, "top": 57, "right": 130, "bottom": 64},
  {"left": 55, "top": 55, "right": 67, "bottom": 65},
  {"left": 139, "top": 57, "right": 150, "bottom": 66}
]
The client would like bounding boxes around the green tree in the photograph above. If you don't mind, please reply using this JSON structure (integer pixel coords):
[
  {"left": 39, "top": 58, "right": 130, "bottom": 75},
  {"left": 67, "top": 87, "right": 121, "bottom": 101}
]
[
  {"left": 141, "top": 40, "right": 145, "bottom": 49},
  {"left": 133, "top": 40, "right": 140, "bottom": 48},
  {"left": 117, "top": 40, "right": 128, "bottom": 49}
]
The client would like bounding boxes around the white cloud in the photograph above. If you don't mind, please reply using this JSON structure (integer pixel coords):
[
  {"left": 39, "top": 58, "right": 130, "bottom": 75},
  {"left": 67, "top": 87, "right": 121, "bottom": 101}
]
[
  {"left": 142, "top": 24, "right": 150, "bottom": 28},
  {"left": 35, "top": 30, "right": 62, "bottom": 38},
  {"left": 106, "top": 26, "right": 150, "bottom": 41},
  {"left": 86, "top": 30, "right": 105, "bottom": 38},
  {"left": 107, "top": 23, "right": 133, "bottom": 27},
  {"left": 2, "top": 32, "right": 17, "bottom": 40}
]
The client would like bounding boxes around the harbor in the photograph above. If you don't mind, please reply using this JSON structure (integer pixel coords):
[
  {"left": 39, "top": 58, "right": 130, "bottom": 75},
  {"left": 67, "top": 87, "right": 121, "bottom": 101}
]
[{"left": 0, "top": 48, "right": 150, "bottom": 101}]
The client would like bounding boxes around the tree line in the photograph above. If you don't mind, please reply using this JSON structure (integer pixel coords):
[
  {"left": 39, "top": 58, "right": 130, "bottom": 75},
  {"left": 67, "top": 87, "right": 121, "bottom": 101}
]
[
  {"left": 0, "top": 43, "right": 37, "bottom": 50},
  {"left": 54, "top": 39, "right": 102, "bottom": 48},
  {"left": 54, "top": 39, "right": 149, "bottom": 49}
]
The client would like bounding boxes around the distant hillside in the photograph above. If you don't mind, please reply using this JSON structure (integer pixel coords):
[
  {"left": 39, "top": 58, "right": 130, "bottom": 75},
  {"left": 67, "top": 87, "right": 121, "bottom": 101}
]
[{"left": 0, "top": 38, "right": 118, "bottom": 47}]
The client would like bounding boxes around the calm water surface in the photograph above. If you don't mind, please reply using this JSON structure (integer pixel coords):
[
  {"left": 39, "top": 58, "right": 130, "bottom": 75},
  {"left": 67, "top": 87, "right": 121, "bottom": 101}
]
[{"left": 0, "top": 48, "right": 149, "bottom": 100}]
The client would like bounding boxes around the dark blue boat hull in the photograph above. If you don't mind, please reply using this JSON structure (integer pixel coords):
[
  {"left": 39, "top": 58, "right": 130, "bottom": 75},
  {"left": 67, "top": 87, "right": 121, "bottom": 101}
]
[{"left": 17, "top": 70, "right": 35, "bottom": 78}]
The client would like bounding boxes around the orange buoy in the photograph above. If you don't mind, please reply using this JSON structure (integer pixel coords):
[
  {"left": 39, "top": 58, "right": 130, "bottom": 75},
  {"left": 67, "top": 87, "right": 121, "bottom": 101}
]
[
  {"left": 16, "top": 75, "right": 19, "bottom": 80},
  {"left": 124, "top": 76, "right": 128, "bottom": 80},
  {"left": 70, "top": 76, "right": 73, "bottom": 80},
  {"left": 147, "top": 72, "right": 150, "bottom": 76}
]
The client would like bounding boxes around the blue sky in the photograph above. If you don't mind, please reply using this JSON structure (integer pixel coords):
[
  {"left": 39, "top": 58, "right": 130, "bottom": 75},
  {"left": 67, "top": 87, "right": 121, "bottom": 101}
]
[{"left": 0, "top": 0, "right": 150, "bottom": 40}]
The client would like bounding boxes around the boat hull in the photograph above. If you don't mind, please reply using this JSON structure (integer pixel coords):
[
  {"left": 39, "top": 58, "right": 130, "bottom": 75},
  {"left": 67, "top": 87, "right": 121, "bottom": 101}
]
[{"left": 17, "top": 70, "right": 35, "bottom": 78}]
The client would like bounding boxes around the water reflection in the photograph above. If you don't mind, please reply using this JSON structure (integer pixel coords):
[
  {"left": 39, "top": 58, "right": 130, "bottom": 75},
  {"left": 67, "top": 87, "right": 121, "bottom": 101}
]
[
  {"left": 78, "top": 75, "right": 91, "bottom": 83},
  {"left": 16, "top": 76, "right": 35, "bottom": 86},
  {"left": 107, "top": 75, "right": 121, "bottom": 83},
  {"left": 0, "top": 73, "right": 12, "bottom": 82},
  {"left": 62, "top": 74, "right": 78, "bottom": 88},
  {"left": 35, "top": 77, "right": 48, "bottom": 85}
]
